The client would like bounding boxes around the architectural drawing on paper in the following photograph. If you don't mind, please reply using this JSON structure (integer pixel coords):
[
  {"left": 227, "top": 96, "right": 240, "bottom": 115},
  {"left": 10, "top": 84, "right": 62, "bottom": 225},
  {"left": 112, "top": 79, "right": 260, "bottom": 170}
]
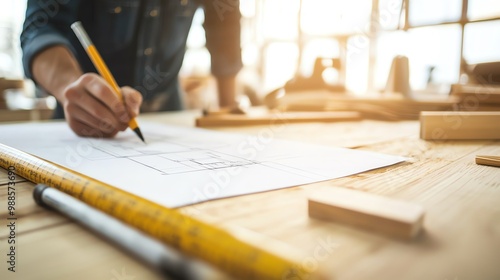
[{"left": 84, "top": 133, "right": 258, "bottom": 175}]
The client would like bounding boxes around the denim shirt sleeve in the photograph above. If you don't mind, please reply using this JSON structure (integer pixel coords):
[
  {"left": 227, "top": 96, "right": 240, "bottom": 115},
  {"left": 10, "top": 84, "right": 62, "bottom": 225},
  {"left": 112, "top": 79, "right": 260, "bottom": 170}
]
[
  {"left": 202, "top": 0, "right": 243, "bottom": 77},
  {"left": 20, "top": 0, "right": 82, "bottom": 80}
]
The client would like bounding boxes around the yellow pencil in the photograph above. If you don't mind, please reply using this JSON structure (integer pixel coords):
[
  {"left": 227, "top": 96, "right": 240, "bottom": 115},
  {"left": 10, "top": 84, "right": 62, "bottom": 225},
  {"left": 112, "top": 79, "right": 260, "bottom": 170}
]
[{"left": 71, "top": 21, "right": 145, "bottom": 142}]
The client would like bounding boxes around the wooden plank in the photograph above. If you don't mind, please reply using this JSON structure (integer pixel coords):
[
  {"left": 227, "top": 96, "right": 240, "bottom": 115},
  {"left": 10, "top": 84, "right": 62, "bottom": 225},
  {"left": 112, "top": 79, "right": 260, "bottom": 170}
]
[
  {"left": 196, "top": 111, "right": 361, "bottom": 127},
  {"left": 0, "top": 223, "right": 163, "bottom": 280},
  {"left": 274, "top": 90, "right": 459, "bottom": 120},
  {"left": 308, "top": 187, "right": 424, "bottom": 240},
  {"left": 0, "top": 181, "right": 70, "bottom": 239},
  {"left": 450, "top": 84, "right": 500, "bottom": 104},
  {"left": 110, "top": 115, "right": 500, "bottom": 279},
  {"left": 2, "top": 112, "right": 500, "bottom": 280},
  {"left": 420, "top": 111, "right": 500, "bottom": 140}
]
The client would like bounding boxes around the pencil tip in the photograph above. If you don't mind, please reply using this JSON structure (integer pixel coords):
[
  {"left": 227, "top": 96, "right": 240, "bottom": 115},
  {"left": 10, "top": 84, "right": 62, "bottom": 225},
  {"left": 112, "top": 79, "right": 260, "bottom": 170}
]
[{"left": 133, "top": 128, "right": 146, "bottom": 143}]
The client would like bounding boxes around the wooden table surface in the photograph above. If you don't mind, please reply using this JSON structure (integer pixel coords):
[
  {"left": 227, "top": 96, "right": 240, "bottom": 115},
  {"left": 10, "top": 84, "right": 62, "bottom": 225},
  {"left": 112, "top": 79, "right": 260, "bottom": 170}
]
[{"left": 1, "top": 110, "right": 499, "bottom": 280}]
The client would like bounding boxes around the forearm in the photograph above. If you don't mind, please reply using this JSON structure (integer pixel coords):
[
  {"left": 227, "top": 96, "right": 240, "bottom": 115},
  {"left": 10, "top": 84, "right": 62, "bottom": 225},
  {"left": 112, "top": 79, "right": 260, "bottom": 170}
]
[
  {"left": 32, "top": 45, "right": 83, "bottom": 103},
  {"left": 204, "top": 0, "right": 242, "bottom": 108},
  {"left": 216, "top": 75, "right": 237, "bottom": 108}
]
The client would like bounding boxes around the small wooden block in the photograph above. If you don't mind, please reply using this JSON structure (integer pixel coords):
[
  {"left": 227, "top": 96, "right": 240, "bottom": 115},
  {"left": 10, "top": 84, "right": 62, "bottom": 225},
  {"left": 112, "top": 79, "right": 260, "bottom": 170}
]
[
  {"left": 420, "top": 111, "right": 500, "bottom": 140},
  {"left": 475, "top": 155, "right": 500, "bottom": 168},
  {"left": 308, "top": 187, "right": 425, "bottom": 240}
]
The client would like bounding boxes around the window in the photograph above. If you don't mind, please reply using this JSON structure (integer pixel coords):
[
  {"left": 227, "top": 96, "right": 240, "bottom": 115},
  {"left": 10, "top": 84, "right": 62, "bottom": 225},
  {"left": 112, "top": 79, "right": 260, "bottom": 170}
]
[
  {"left": 468, "top": 0, "right": 500, "bottom": 20},
  {"left": 0, "top": 0, "right": 26, "bottom": 78},
  {"left": 463, "top": 20, "right": 500, "bottom": 64},
  {"left": 409, "top": 0, "right": 462, "bottom": 26},
  {"left": 236, "top": 0, "right": 500, "bottom": 95}
]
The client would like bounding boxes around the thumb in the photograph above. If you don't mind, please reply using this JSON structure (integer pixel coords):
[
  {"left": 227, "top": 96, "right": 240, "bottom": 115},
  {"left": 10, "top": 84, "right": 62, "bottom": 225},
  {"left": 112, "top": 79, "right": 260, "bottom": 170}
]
[{"left": 121, "top": 86, "right": 143, "bottom": 118}]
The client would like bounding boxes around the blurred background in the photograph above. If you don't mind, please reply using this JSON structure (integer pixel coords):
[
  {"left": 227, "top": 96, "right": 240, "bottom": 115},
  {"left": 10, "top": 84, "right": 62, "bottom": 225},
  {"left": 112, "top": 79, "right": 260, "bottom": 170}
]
[{"left": 1, "top": 0, "right": 500, "bottom": 118}]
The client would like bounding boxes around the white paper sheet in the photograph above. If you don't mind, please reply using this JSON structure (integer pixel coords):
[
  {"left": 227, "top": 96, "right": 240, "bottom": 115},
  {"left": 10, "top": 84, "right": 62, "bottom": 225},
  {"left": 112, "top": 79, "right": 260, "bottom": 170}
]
[{"left": 0, "top": 122, "right": 406, "bottom": 207}]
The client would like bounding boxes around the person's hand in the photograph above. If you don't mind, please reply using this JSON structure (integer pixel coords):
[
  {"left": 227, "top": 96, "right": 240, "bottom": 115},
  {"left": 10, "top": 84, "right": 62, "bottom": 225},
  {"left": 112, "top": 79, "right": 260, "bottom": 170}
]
[{"left": 61, "top": 73, "right": 142, "bottom": 138}]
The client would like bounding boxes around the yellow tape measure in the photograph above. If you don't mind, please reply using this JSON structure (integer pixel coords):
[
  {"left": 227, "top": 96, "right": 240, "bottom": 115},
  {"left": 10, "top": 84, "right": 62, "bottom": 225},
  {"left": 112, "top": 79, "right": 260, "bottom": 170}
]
[{"left": 0, "top": 143, "right": 316, "bottom": 279}]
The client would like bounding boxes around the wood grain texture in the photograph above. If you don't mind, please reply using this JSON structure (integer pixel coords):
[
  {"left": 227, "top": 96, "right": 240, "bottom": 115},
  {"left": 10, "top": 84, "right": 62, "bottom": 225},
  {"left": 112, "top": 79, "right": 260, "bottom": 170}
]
[
  {"left": 1, "top": 111, "right": 500, "bottom": 280},
  {"left": 0, "top": 223, "right": 162, "bottom": 280}
]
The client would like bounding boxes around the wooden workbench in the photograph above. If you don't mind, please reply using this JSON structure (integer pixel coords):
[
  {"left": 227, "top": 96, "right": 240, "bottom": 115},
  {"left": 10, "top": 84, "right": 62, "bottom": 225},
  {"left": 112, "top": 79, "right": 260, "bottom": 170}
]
[{"left": 1, "top": 110, "right": 499, "bottom": 280}]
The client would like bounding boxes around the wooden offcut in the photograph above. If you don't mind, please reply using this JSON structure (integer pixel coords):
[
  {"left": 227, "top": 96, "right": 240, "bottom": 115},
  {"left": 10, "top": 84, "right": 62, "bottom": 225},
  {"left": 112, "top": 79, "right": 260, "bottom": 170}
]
[
  {"left": 420, "top": 111, "right": 500, "bottom": 140},
  {"left": 450, "top": 84, "right": 500, "bottom": 105},
  {"left": 308, "top": 187, "right": 425, "bottom": 240},
  {"left": 196, "top": 111, "right": 361, "bottom": 127},
  {"left": 475, "top": 155, "right": 500, "bottom": 168}
]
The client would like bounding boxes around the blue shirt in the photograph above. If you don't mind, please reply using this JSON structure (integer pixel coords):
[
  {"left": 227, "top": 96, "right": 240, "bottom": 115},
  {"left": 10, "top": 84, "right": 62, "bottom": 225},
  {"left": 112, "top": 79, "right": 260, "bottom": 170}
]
[{"left": 21, "top": 0, "right": 242, "bottom": 118}]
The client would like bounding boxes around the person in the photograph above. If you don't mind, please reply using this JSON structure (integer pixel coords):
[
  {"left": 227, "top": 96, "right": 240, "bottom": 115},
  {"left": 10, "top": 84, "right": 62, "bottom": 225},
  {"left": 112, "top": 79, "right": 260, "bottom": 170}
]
[{"left": 21, "top": 0, "right": 242, "bottom": 138}]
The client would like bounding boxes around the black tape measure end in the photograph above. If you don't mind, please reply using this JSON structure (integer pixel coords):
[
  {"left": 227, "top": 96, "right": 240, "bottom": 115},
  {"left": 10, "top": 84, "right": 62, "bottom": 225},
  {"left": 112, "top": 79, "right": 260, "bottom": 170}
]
[{"left": 33, "top": 184, "right": 50, "bottom": 208}]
